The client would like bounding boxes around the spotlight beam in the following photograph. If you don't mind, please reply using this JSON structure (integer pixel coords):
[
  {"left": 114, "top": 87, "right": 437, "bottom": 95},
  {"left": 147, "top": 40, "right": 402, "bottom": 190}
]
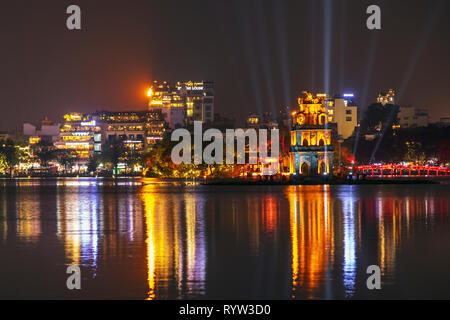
[
  {"left": 354, "top": 33, "right": 379, "bottom": 159},
  {"left": 255, "top": 0, "right": 277, "bottom": 115},
  {"left": 369, "top": 106, "right": 397, "bottom": 163},
  {"left": 323, "top": 0, "right": 333, "bottom": 94},
  {"left": 236, "top": 0, "right": 264, "bottom": 116},
  {"left": 273, "top": 0, "right": 291, "bottom": 108},
  {"left": 397, "top": 0, "right": 445, "bottom": 103}
]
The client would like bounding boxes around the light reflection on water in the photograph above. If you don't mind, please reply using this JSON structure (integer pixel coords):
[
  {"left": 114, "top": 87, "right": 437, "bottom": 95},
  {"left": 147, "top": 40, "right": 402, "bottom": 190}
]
[{"left": 0, "top": 178, "right": 449, "bottom": 299}]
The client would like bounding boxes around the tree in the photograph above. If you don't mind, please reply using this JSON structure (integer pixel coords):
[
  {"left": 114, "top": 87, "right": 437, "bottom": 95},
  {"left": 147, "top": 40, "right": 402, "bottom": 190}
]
[
  {"left": 0, "top": 138, "right": 20, "bottom": 175},
  {"left": 143, "top": 139, "right": 177, "bottom": 177},
  {"left": 0, "top": 153, "right": 7, "bottom": 174},
  {"left": 404, "top": 141, "right": 426, "bottom": 165},
  {"left": 87, "top": 154, "right": 101, "bottom": 173},
  {"left": 360, "top": 103, "right": 399, "bottom": 134},
  {"left": 57, "top": 152, "right": 76, "bottom": 171},
  {"left": 101, "top": 137, "right": 126, "bottom": 173},
  {"left": 33, "top": 140, "right": 57, "bottom": 168}
]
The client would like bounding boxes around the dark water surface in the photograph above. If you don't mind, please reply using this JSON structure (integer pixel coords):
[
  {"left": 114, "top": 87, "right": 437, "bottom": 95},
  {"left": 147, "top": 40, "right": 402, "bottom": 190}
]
[{"left": 0, "top": 178, "right": 449, "bottom": 299}]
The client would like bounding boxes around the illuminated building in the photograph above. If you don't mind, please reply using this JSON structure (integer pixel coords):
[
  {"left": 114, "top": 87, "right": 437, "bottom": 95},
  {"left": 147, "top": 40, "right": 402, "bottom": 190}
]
[
  {"left": 148, "top": 80, "right": 214, "bottom": 129},
  {"left": 54, "top": 113, "right": 101, "bottom": 164},
  {"left": 246, "top": 113, "right": 260, "bottom": 128},
  {"left": 237, "top": 113, "right": 280, "bottom": 177},
  {"left": 327, "top": 94, "right": 358, "bottom": 140},
  {"left": 246, "top": 112, "right": 278, "bottom": 130},
  {"left": 290, "top": 92, "right": 333, "bottom": 176},
  {"left": 28, "top": 136, "right": 41, "bottom": 145},
  {"left": 398, "top": 106, "right": 429, "bottom": 128},
  {"left": 91, "top": 111, "right": 166, "bottom": 147},
  {"left": 377, "top": 89, "right": 396, "bottom": 105},
  {"left": 54, "top": 111, "right": 166, "bottom": 169},
  {"left": 178, "top": 81, "right": 214, "bottom": 125},
  {"left": 148, "top": 81, "right": 186, "bottom": 129}
]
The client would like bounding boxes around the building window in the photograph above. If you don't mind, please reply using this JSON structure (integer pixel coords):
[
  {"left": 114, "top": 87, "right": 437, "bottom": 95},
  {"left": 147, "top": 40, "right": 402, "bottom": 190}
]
[
  {"left": 346, "top": 117, "right": 352, "bottom": 121},
  {"left": 346, "top": 110, "right": 352, "bottom": 115}
]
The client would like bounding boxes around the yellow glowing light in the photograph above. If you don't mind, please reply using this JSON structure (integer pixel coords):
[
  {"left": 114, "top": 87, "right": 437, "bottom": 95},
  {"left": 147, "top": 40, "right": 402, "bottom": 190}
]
[
  {"left": 29, "top": 137, "right": 41, "bottom": 145},
  {"left": 147, "top": 87, "right": 153, "bottom": 97}
]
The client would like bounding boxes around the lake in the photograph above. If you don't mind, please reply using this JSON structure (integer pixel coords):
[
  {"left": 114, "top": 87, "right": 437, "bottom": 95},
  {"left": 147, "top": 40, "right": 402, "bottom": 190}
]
[{"left": 0, "top": 178, "right": 449, "bottom": 299}]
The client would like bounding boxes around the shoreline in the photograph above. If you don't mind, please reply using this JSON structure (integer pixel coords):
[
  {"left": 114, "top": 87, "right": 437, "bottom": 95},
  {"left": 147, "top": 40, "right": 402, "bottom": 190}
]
[
  {"left": 202, "top": 178, "right": 441, "bottom": 185},
  {"left": 0, "top": 175, "right": 444, "bottom": 185}
]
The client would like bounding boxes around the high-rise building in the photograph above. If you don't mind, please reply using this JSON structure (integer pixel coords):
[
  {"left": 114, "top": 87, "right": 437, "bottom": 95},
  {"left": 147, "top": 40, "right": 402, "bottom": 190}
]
[
  {"left": 148, "top": 80, "right": 214, "bottom": 129},
  {"left": 148, "top": 81, "right": 186, "bottom": 130},
  {"left": 178, "top": 81, "right": 215, "bottom": 125},
  {"left": 290, "top": 92, "right": 333, "bottom": 176},
  {"left": 327, "top": 94, "right": 358, "bottom": 139}
]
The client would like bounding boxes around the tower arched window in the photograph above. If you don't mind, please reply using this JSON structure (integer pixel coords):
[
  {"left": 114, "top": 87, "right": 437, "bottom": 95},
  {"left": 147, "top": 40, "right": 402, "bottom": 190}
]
[{"left": 319, "top": 114, "right": 327, "bottom": 125}]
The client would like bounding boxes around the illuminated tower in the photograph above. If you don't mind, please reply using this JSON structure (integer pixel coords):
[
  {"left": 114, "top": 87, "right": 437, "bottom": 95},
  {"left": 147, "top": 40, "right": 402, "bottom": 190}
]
[
  {"left": 377, "top": 89, "right": 395, "bottom": 106},
  {"left": 290, "top": 92, "right": 333, "bottom": 176},
  {"left": 148, "top": 81, "right": 186, "bottom": 130}
]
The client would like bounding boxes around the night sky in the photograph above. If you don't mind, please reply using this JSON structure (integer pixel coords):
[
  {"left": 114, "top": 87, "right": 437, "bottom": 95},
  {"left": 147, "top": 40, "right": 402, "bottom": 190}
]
[{"left": 1, "top": 0, "right": 449, "bottom": 130}]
